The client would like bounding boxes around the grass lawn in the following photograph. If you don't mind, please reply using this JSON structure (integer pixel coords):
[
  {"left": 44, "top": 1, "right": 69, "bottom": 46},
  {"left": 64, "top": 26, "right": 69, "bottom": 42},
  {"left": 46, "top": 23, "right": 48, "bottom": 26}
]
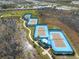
[
  {"left": 1, "top": 10, "right": 38, "bottom": 17},
  {"left": 1, "top": 9, "right": 79, "bottom": 59},
  {"left": 0, "top": 10, "right": 50, "bottom": 59}
]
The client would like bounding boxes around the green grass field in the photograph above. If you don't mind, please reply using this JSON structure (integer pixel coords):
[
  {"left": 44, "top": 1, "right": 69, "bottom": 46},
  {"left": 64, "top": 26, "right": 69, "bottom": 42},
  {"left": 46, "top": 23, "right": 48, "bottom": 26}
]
[
  {"left": 0, "top": 10, "right": 50, "bottom": 59},
  {"left": 1, "top": 10, "right": 38, "bottom": 17},
  {"left": 1, "top": 9, "right": 78, "bottom": 59}
]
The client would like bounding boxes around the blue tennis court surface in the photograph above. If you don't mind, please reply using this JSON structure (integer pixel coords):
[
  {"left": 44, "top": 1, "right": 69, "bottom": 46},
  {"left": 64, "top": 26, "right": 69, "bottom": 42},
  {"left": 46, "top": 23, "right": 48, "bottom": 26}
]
[
  {"left": 27, "top": 18, "right": 38, "bottom": 26},
  {"left": 40, "top": 38, "right": 51, "bottom": 45},
  {"left": 49, "top": 30, "right": 73, "bottom": 54},
  {"left": 23, "top": 14, "right": 38, "bottom": 26},
  {"left": 23, "top": 14, "right": 32, "bottom": 21},
  {"left": 34, "top": 25, "right": 49, "bottom": 39},
  {"left": 23, "top": 13, "right": 74, "bottom": 55}
]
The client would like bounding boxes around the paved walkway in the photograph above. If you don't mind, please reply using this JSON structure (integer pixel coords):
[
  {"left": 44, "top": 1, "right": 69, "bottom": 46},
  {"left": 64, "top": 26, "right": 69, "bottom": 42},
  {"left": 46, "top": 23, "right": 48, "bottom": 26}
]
[{"left": 22, "top": 19, "right": 53, "bottom": 59}]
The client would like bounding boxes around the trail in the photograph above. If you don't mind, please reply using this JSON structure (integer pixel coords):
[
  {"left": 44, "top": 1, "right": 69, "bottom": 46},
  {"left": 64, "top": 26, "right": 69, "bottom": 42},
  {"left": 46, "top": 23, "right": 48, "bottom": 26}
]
[{"left": 22, "top": 19, "right": 53, "bottom": 59}]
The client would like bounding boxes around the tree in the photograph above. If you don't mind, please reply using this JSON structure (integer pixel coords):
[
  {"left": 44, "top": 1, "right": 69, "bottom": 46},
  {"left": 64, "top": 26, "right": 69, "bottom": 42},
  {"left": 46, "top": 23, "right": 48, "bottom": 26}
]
[{"left": 1, "top": 4, "right": 16, "bottom": 9}]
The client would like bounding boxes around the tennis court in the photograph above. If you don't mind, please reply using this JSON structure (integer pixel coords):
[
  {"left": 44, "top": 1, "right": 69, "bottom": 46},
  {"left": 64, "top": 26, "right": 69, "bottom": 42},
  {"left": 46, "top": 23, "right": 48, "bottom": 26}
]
[
  {"left": 34, "top": 25, "right": 49, "bottom": 39},
  {"left": 27, "top": 18, "right": 38, "bottom": 26},
  {"left": 49, "top": 30, "right": 73, "bottom": 54}
]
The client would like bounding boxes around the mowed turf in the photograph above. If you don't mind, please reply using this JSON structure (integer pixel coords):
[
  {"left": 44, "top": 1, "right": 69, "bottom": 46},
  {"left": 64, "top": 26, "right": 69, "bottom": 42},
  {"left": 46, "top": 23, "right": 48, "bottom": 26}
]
[
  {"left": 1, "top": 10, "right": 79, "bottom": 59},
  {"left": 39, "top": 16, "right": 79, "bottom": 59},
  {"left": 1, "top": 10, "right": 38, "bottom": 17},
  {"left": 0, "top": 10, "right": 50, "bottom": 59}
]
